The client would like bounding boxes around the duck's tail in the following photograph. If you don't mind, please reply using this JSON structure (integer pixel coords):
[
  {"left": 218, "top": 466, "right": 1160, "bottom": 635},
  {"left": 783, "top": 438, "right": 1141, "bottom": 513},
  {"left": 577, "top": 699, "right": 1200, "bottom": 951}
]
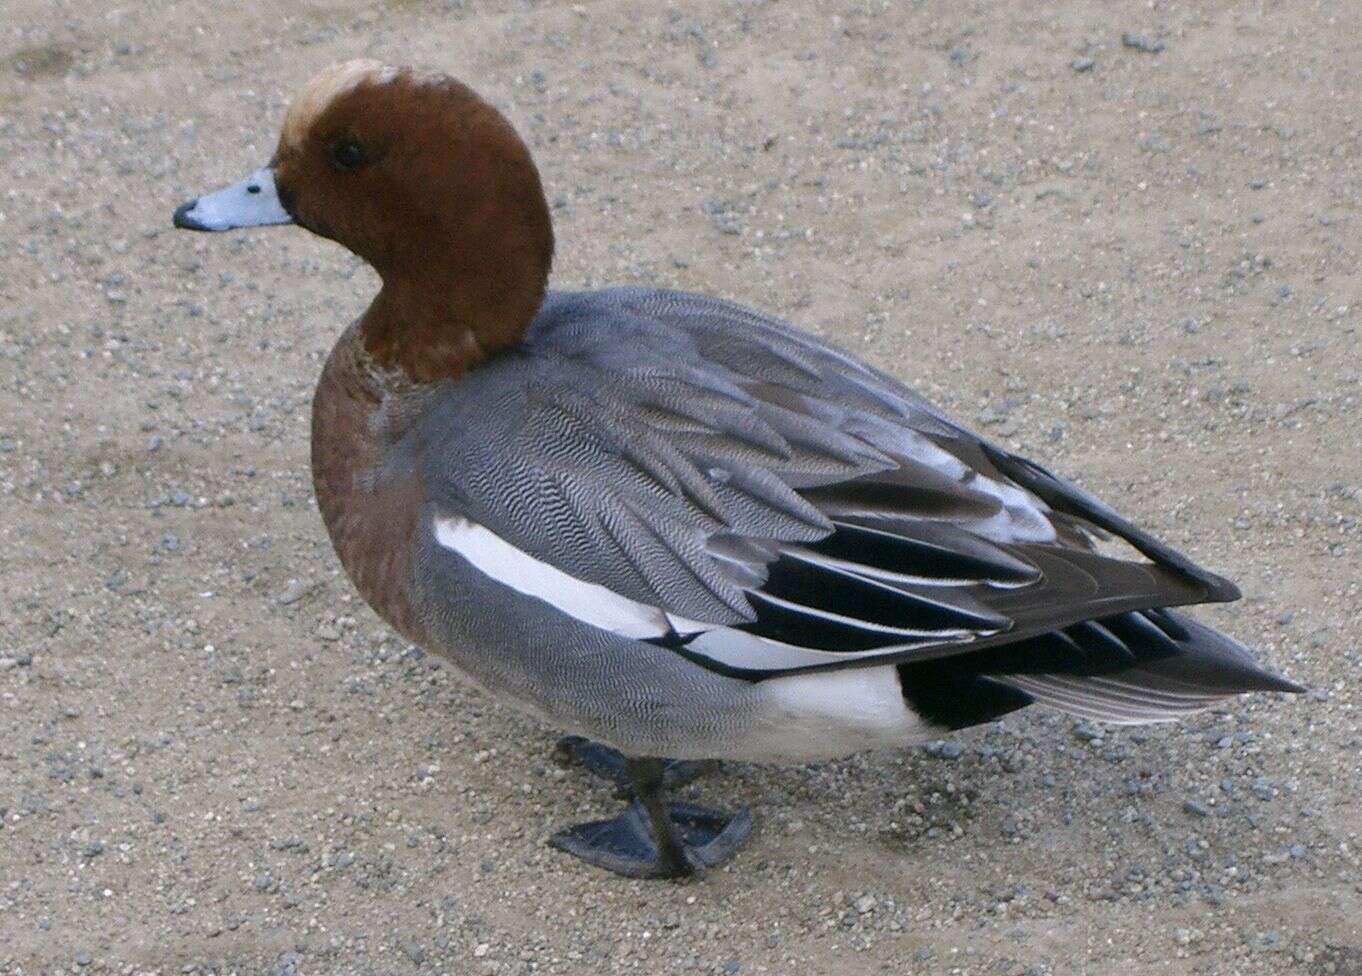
[
  {"left": 898, "top": 608, "right": 1304, "bottom": 730},
  {"left": 996, "top": 610, "right": 1304, "bottom": 724}
]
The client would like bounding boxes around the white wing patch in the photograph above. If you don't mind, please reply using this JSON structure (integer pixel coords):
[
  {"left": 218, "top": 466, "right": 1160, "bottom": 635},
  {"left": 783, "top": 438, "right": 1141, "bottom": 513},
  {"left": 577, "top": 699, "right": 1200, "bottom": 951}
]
[
  {"left": 433, "top": 513, "right": 973, "bottom": 674},
  {"left": 432, "top": 514, "right": 671, "bottom": 639}
]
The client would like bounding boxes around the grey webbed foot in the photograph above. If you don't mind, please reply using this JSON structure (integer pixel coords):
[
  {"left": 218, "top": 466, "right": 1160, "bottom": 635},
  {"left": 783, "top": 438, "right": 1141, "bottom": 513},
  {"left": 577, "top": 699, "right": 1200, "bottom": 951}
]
[
  {"left": 547, "top": 752, "right": 750, "bottom": 879},
  {"left": 552, "top": 735, "right": 713, "bottom": 793},
  {"left": 548, "top": 800, "right": 752, "bottom": 879}
]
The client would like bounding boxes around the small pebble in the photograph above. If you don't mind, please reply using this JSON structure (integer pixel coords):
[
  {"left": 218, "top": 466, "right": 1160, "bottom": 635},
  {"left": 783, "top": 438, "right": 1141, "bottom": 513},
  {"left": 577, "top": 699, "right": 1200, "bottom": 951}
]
[
  {"left": 1182, "top": 799, "right": 1211, "bottom": 818},
  {"left": 1121, "top": 32, "right": 1165, "bottom": 54},
  {"left": 276, "top": 579, "right": 314, "bottom": 605},
  {"left": 926, "top": 740, "right": 964, "bottom": 760},
  {"left": 1072, "top": 721, "right": 1105, "bottom": 742}
]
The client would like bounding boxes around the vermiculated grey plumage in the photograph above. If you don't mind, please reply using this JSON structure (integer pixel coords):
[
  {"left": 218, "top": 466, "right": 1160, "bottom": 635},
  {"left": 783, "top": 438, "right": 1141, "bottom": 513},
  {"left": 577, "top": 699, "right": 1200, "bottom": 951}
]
[{"left": 405, "top": 286, "right": 1298, "bottom": 730}]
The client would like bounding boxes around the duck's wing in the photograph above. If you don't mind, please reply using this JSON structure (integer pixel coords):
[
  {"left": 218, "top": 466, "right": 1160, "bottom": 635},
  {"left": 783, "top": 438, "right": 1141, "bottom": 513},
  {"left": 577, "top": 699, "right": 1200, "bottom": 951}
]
[{"left": 419, "top": 287, "right": 1241, "bottom": 680}]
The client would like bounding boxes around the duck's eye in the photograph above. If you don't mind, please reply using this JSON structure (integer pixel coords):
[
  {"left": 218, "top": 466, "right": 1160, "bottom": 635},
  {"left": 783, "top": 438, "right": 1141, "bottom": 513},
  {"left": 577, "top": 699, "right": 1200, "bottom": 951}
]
[{"left": 330, "top": 139, "right": 369, "bottom": 172}]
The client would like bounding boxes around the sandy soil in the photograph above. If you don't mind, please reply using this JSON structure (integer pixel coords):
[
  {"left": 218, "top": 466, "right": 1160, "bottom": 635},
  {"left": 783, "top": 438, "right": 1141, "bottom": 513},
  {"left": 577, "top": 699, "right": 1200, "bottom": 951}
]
[{"left": 2, "top": 1, "right": 1360, "bottom": 973}]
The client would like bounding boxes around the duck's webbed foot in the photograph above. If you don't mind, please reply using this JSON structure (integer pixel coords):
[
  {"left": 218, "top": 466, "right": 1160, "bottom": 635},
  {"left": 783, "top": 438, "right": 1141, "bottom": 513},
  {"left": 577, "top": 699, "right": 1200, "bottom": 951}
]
[
  {"left": 552, "top": 735, "right": 714, "bottom": 793},
  {"left": 548, "top": 754, "right": 751, "bottom": 879}
]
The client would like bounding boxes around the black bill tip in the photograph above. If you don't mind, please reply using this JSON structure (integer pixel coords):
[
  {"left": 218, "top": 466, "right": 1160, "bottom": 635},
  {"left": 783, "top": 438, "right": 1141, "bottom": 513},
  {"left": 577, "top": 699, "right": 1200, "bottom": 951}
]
[{"left": 173, "top": 199, "right": 209, "bottom": 231}]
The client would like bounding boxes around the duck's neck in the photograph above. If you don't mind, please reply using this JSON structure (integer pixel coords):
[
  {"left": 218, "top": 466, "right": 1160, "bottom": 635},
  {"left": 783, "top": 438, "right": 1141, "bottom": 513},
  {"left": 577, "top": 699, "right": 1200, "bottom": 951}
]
[{"left": 360, "top": 263, "right": 547, "bottom": 384}]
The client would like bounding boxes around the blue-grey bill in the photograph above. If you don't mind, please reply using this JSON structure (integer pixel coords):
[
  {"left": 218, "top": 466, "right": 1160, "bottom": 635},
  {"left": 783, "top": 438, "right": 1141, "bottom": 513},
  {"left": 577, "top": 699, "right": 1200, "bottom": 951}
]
[{"left": 173, "top": 167, "right": 292, "bottom": 232}]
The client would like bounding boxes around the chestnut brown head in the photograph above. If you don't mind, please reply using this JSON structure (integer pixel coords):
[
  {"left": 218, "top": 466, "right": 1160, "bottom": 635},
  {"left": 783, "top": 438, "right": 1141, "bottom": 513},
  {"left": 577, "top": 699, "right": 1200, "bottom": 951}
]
[{"left": 174, "top": 60, "right": 555, "bottom": 382}]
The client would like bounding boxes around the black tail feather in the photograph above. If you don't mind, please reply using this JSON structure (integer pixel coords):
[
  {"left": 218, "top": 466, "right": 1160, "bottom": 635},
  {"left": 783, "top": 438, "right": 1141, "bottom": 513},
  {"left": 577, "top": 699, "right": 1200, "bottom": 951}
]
[{"left": 899, "top": 607, "right": 1302, "bottom": 730}]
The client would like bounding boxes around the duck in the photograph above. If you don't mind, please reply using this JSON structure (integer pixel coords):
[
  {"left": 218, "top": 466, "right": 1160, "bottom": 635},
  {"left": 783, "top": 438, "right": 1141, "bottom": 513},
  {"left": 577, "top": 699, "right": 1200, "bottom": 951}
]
[{"left": 172, "top": 59, "right": 1303, "bottom": 879}]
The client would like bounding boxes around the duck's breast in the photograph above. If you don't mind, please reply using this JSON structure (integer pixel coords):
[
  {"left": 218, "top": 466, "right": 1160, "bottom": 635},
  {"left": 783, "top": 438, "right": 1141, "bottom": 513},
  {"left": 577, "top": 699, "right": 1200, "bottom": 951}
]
[{"left": 311, "top": 325, "right": 427, "bottom": 643}]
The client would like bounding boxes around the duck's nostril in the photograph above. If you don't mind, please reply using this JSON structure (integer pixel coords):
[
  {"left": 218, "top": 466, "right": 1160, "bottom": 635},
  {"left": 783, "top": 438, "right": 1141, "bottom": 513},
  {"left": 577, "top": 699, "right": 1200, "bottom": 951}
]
[{"left": 246, "top": 184, "right": 261, "bottom": 195}]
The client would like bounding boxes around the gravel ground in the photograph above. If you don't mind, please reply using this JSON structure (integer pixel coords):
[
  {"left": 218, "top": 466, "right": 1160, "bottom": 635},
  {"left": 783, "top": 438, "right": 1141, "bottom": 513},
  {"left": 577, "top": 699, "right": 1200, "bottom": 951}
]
[{"left": 2, "top": 1, "right": 1360, "bottom": 974}]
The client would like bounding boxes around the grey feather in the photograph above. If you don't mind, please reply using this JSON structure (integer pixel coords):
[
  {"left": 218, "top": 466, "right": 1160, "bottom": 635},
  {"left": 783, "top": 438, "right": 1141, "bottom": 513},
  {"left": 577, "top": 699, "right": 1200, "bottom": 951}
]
[{"left": 415, "top": 287, "right": 1293, "bottom": 693}]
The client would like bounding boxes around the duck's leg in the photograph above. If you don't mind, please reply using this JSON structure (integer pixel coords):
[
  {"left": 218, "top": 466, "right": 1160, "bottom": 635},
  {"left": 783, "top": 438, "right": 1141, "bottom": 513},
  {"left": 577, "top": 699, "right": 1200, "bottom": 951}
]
[
  {"left": 547, "top": 755, "right": 752, "bottom": 879},
  {"left": 552, "top": 734, "right": 714, "bottom": 792}
]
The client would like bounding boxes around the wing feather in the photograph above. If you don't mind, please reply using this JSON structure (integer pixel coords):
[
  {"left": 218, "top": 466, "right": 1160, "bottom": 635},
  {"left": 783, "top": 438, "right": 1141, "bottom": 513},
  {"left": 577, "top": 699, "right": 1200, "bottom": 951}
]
[{"left": 423, "top": 288, "right": 1248, "bottom": 681}]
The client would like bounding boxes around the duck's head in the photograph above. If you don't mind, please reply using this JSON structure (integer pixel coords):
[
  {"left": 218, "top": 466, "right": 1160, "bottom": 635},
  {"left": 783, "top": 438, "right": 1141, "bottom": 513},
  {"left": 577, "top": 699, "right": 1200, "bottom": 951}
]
[{"left": 173, "top": 60, "right": 554, "bottom": 382}]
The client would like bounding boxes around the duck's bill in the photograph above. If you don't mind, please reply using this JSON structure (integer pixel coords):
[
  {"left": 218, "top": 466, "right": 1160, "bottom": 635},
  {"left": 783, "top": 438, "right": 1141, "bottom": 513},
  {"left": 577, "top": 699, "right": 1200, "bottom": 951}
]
[{"left": 172, "top": 167, "right": 292, "bottom": 232}]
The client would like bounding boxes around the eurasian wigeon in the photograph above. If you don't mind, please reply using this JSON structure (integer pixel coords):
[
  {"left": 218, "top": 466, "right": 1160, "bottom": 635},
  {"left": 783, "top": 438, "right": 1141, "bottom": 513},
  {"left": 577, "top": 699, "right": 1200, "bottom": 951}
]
[{"left": 173, "top": 60, "right": 1302, "bottom": 879}]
